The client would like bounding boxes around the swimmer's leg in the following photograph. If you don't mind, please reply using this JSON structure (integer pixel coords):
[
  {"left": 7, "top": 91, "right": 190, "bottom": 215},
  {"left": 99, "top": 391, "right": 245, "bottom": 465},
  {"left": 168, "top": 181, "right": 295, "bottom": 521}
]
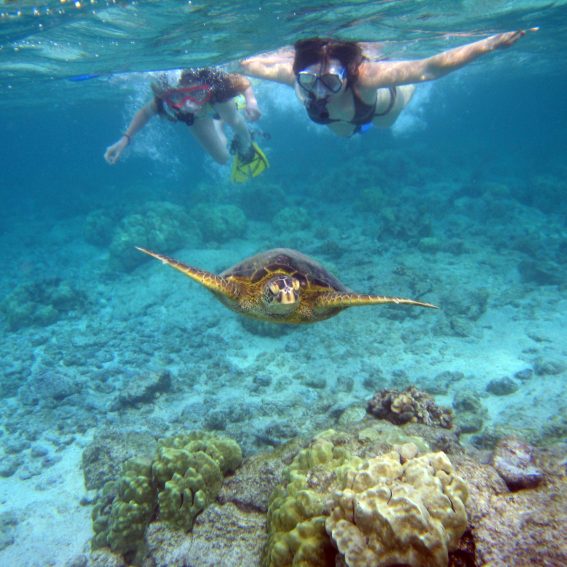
[{"left": 190, "top": 117, "right": 230, "bottom": 164}]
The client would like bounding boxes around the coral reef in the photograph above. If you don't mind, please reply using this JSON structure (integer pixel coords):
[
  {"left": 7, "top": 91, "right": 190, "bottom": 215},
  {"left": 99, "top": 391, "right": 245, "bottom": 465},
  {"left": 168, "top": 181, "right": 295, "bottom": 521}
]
[
  {"left": 18, "top": 367, "right": 82, "bottom": 409},
  {"left": 1, "top": 278, "right": 86, "bottom": 330},
  {"left": 0, "top": 511, "right": 18, "bottom": 552},
  {"left": 271, "top": 206, "right": 310, "bottom": 233},
  {"left": 91, "top": 459, "right": 155, "bottom": 554},
  {"left": 239, "top": 317, "right": 297, "bottom": 337},
  {"left": 458, "top": 445, "right": 566, "bottom": 566},
  {"left": 190, "top": 203, "right": 247, "bottom": 243},
  {"left": 91, "top": 431, "right": 242, "bottom": 559},
  {"left": 354, "top": 186, "right": 388, "bottom": 215},
  {"left": 84, "top": 209, "right": 121, "bottom": 247},
  {"left": 433, "top": 288, "right": 489, "bottom": 337},
  {"left": 82, "top": 420, "right": 566, "bottom": 567},
  {"left": 367, "top": 386, "right": 453, "bottom": 429},
  {"left": 263, "top": 427, "right": 467, "bottom": 567},
  {"left": 236, "top": 181, "right": 287, "bottom": 221},
  {"left": 145, "top": 503, "right": 266, "bottom": 567},
  {"left": 109, "top": 201, "right": 200, "bottom": 271},
  {"left": 263, "top": 436, "right": 352, "bottom": 567}
]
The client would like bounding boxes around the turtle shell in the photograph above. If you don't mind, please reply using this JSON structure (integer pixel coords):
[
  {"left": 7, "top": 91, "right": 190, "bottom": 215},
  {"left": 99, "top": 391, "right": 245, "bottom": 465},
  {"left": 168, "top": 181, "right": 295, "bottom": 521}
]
[{"left": 221, "top": 248, "right": 350, "bottom": 293}]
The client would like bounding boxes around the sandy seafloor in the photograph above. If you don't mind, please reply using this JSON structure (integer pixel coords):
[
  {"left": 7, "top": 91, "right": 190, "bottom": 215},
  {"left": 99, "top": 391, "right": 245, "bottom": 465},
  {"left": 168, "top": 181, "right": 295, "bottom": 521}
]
[{"left": 1, "top": 90, "right": 566, "bottom": 564}]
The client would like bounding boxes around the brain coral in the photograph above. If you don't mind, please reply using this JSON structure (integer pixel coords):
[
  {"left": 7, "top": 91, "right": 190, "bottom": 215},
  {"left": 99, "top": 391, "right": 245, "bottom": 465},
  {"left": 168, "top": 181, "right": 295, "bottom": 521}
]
[{"left": 326, "top": 450, "right": 468, "bottom": 567}]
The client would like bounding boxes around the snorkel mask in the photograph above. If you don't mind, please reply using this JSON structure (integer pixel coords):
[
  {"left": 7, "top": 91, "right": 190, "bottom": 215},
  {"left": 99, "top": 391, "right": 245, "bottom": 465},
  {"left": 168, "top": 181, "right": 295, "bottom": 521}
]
[
  {"left": 160, "top": 84, "right": 212, "bottom": 110},
  {"left": 296, "top": 67, "right": 346, "bottom": 95}
]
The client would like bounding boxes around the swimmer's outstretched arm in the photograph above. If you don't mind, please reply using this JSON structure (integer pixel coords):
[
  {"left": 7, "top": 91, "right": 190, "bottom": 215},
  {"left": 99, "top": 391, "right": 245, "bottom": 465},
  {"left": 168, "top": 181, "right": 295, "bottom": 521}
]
[
  {"left": 104, "top": 100, "right": 158, "bottom": 164},
  {"left": 360, "top": 29, "right": 537, "bottom": 88},
  {"left": 240, "top": 48, "right": 296, "bottom": 86}
]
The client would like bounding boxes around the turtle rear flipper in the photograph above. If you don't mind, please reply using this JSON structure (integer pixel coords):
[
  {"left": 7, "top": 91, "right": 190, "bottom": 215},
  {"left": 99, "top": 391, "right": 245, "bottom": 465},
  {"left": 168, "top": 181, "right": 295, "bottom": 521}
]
[
  {"left": 316, "top": 292, "right": 438, "bottom": 310},
  {"left": 136, "top": 247, "right": 239, "bottom": 300}
]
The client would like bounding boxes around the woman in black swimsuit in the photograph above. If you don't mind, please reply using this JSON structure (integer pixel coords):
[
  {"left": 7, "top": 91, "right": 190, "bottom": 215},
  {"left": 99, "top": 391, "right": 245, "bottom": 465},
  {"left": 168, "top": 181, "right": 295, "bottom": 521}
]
[{"left": 240, "top": 30, "right": 532, "bottom": 138}]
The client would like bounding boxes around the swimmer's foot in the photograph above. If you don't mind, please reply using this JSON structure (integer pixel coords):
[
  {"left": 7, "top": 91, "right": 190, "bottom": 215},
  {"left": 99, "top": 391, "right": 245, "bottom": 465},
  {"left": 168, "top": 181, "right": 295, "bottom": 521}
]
[{"left": 230, "top": 141, "right": 269, "bottom": 183}]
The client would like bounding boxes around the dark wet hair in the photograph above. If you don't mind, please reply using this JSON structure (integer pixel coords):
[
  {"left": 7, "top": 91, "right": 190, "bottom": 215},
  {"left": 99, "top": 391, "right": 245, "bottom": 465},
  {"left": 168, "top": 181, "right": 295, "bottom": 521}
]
[
  {"left": 152, "top": 67, "right": 250, "bottom": 104},
  {"left": 293, "top": 38, "right": 365, "bottom": 86},
  {"left": 179, "top": 67, "right": 224, "bottom": 87}
]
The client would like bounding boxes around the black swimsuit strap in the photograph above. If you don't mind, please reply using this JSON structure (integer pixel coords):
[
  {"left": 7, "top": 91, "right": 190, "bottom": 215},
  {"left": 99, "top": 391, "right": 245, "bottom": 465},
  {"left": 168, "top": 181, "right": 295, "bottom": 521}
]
[
  {"left": 373, "top": 86, "right": 397, "bottom": 117},
  {"left": 305, "top": 86, "right": 397, "bottom": 127},
  {"left": 350, "top": 90, "right": 377, "bottom": 125}
]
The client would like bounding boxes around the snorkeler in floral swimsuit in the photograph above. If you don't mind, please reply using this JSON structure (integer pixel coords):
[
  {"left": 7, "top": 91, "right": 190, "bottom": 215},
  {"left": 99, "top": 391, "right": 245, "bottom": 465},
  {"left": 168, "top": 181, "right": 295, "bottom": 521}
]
[{"left": 104, "top": 67, "right": 268, "bottom": 182}]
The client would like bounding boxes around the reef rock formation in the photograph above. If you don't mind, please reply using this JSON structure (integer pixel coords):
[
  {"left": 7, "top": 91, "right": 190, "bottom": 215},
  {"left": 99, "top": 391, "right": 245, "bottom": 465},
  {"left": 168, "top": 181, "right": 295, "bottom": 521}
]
[{"left": 367, "top": 386, "right": 453, "bottom": 429}]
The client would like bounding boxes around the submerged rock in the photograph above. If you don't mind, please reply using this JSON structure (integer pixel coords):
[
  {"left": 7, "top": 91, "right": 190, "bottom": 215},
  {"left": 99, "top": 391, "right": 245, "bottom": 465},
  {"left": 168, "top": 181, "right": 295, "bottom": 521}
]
[
  {"left": 109, "top": 370, "right": 172, "bottom": 410},
  {"left": 486, "top": 376, "right": 519, "bottom": 396},
  {"left": 145, "top": 504, "right": 266, "bottom": 567},
  {"left": 492, "top": 436, "right": 544, "bottom": 491},
  {"left": 472, "top": 445, "right": 566, "bottom": 566}
]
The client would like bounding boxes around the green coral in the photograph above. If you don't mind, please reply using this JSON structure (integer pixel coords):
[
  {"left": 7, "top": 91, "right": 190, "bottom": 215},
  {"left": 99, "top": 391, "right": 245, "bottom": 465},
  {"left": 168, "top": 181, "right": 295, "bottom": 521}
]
[
  {"left": 91, "top": 431, "right": 242, "bottom": 558},
  {"left": 264, "top": 434, "right": 360, "bottom": 567},
  {"left": 92, "top": 459, "right": 155, "bottom": 554},
  {"left": 153, "top": 432, "right": 242, "bottom": 531}
]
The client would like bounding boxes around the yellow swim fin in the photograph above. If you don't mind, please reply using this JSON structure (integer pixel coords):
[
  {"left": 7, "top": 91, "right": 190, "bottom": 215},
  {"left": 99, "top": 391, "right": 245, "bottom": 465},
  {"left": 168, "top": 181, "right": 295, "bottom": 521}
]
[{"left": 231, "top": 142, "right": 269, "bottom": 183}]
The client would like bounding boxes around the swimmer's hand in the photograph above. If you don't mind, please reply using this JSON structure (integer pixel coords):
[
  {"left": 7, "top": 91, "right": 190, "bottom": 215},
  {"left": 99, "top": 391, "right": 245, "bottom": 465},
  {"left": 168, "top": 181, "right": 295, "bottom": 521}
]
[
  {"left": 490, "top": 27, "right": 539, "bottom": 50},
  {"left": 104, "top": 136, "right": 129, "bottom": 165},
  {"left": 245, "top": 102, "right": 261, "bottom": 121}
]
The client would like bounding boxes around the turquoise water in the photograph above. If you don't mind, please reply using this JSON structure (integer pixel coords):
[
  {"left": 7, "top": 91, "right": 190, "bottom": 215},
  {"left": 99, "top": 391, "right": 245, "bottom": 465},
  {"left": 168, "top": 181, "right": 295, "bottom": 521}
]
[{"left": 1, "top": 1, "right": 566, "bottom": 565}]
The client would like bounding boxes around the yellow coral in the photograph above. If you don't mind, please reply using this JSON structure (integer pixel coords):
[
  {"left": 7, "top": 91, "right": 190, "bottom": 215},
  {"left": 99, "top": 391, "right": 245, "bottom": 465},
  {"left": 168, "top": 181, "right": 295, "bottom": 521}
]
[{"left": 326, "top": 450, "right": 468, "bottom": 567}]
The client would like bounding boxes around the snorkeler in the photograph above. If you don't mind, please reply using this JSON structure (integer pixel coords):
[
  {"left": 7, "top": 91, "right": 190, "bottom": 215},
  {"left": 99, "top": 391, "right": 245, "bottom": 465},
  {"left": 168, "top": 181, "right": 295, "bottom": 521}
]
[
  {"left": 240, "top": 30, "right": 534, "bottom": 137},
  {"left": 104, "top": 67, "right": 269, "bottom": 182}
]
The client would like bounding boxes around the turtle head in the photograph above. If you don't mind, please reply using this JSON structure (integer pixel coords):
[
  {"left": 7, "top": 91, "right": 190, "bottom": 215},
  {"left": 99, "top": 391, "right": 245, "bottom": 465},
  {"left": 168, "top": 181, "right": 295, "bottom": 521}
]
[{"left": 263, "top": 275, "right": 301, "bottom": 314}]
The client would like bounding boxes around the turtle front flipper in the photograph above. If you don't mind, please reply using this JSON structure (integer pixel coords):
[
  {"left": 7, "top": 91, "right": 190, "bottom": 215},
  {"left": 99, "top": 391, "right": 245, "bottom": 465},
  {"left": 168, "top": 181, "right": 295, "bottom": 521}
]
[
  {"left": 316, "top": 292, "right": 438, "bottom": 310},
  {"left": 136, "top": 247, "right": 240, "bottom": 300}
]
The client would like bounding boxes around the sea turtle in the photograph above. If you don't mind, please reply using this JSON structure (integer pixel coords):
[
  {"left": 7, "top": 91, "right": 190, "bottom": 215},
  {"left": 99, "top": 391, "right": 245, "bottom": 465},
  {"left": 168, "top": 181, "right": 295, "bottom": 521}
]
[{"left": 136, "top": 247, "right": 437, "bottom": 324}]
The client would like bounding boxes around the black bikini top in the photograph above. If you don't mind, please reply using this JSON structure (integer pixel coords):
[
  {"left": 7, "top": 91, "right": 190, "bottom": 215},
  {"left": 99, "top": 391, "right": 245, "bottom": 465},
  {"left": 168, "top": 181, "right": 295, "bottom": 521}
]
[
  {"left": 155, "top": 96, "right": 195, "bottom": 126},
  {"left": 305, "top": 86, "right": 396, "bottom": 126}
]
